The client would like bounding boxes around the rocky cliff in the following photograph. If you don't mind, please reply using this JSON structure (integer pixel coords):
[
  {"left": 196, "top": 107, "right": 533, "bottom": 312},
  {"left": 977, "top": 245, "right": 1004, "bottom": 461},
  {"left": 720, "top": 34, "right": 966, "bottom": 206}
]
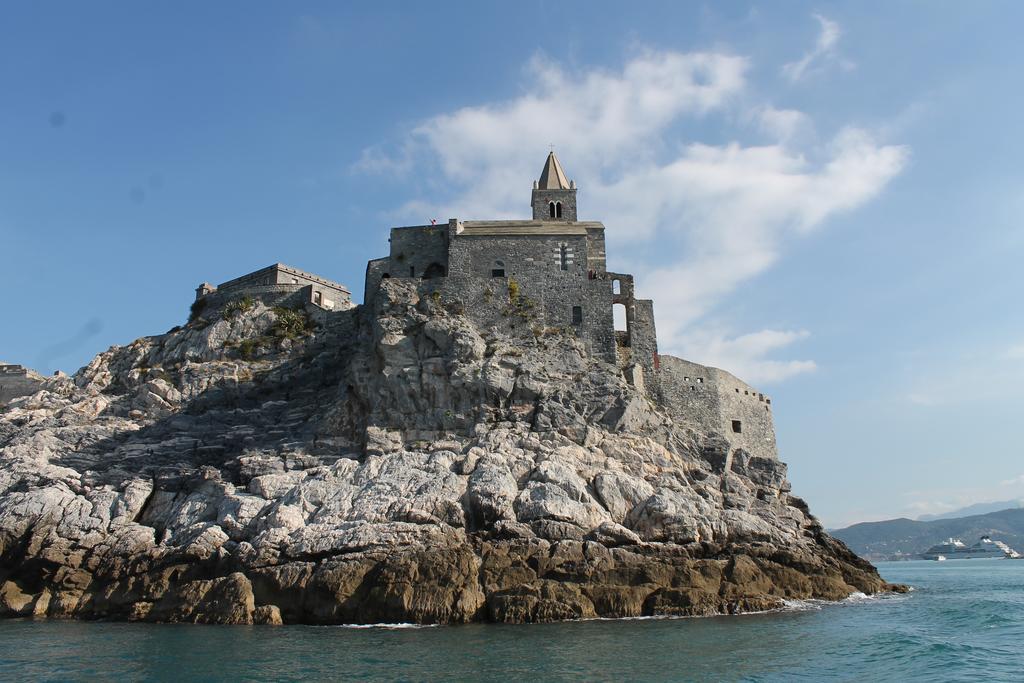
[{"left": 0, "top": 281, "right": 897, "bottom": 624}]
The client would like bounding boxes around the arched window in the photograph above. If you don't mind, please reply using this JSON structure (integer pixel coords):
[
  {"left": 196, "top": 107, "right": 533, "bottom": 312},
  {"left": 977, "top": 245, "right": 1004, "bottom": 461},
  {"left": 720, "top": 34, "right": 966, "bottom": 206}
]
[
  {"left": 555, "top": 202, "right": 563, "bottom": 218},
  {"left": 548, "top": 202, "right": 556, "bottom": 218},
  {"left": 612, "top": 279, "right": 621, "bottom": 295}
]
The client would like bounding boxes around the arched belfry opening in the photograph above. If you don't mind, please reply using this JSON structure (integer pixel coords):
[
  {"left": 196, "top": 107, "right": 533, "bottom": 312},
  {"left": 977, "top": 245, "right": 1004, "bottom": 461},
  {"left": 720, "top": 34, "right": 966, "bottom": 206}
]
[{"left": 548, "top": 201, "right": 556, "bottom": 218}]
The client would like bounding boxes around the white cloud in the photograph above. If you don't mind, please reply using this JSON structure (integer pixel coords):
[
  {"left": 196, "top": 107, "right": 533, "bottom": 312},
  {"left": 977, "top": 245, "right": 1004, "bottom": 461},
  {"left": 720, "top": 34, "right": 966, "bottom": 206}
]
[
  {"left": 782, "top": 14, "right": 848, "bottom": 83},
  {"left": 1000, "top": 474, "right": 1024, "bottom": 486},
  {"left": 358, "top": 49, "right": 907, "bottom": 385},
  {"left": 1006, "top": 344, "right": 1024, "bottom": 359},
  {"left": 754, "top": 105, "right": 812, "bottom": 143},
  {"left": 675, "top": 328, "right": 817, "bottom": 385}
]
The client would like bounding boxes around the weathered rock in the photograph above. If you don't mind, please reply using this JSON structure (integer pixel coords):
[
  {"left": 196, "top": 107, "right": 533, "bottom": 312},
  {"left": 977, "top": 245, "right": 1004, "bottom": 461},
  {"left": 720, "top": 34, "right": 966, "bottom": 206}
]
[{"left": 0, "top": 287, "right": 897, "bottom": 625}]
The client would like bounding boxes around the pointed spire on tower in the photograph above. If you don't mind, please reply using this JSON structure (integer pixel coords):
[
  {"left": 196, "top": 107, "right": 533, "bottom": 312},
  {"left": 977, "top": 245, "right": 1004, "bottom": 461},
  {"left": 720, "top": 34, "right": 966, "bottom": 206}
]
[
  {"left": 538, "top": 151, "right": 571, "bottom": 190},
  {"left": 532, "top": 150, "right": 578, "bottom": 220}
]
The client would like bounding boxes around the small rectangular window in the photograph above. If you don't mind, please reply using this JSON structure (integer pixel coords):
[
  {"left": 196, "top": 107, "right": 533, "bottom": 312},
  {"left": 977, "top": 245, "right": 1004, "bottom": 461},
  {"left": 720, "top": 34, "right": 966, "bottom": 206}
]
[
  {"left": 732, "top": 420, "right": 742, "bottom": 433},
  {"left": 572, "top": 305, "right": 583, "bottom": 324},
  {"left": 491, "top": 268, "right": 505, "bottom": 277},
  {"left": 410, "top": 266, "right": 415, "bottom": 277},
  {"left": 313, "top": 291, "right": 322, "bottom": 305}
]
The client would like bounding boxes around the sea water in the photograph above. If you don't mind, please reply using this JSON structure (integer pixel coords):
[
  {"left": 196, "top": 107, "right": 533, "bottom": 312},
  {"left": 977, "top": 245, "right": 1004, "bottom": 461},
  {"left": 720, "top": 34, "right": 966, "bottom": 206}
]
[{"left": 1, "top": 559, "right": 1021, "bottom": 681}]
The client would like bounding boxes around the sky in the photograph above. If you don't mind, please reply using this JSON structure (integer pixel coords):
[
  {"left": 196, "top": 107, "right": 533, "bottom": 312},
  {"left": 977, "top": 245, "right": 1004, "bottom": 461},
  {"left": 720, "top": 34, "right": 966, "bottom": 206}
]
[{"left": 2, "top": 2, "right": 1023, "bottom": 527}]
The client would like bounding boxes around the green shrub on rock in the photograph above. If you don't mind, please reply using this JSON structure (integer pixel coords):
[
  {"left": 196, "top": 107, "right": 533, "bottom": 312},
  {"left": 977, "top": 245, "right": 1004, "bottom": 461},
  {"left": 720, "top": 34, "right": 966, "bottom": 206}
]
[
  {"left": 271, "top": 306, "right": 314, "bottom": 340},
  {"left": 222, "top": 296, "right": 255, "bottom": 320}
]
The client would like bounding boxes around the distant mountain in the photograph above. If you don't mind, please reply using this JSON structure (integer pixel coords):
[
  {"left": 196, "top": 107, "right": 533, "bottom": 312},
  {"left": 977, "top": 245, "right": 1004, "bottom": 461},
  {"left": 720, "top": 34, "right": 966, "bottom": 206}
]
[
  {"left": 831, "top": 508, "right": 1024, "bottom": 561},
  {"left": 917, "top": 499, "right": 1024, "bottom": 521}
]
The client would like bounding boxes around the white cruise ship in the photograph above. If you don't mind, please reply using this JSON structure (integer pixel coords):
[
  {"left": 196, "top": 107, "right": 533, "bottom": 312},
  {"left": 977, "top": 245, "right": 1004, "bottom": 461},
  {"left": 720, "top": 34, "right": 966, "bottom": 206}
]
[{"left": 922, "top": 536, "right": 1021, "bottom": 560}]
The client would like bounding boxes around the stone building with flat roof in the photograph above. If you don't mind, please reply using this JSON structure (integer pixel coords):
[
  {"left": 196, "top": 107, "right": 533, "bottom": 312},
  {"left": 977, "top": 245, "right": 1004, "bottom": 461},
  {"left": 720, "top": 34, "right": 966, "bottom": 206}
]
[{"left": 195, "top": 263, "right": 352, "bottom": 314}]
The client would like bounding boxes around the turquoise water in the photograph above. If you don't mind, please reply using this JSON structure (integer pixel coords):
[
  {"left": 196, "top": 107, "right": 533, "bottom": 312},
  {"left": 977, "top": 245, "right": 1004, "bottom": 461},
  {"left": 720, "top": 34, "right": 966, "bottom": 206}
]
[{"left": 1, "top": 560, "right": 1022, "bottom": 681}]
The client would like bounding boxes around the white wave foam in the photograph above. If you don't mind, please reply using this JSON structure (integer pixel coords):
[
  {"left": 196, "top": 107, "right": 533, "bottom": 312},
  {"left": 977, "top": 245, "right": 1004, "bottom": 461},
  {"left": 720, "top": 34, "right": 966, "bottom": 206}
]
[{"left": 330, "top": 622, "right": 440, "bottom": 629}]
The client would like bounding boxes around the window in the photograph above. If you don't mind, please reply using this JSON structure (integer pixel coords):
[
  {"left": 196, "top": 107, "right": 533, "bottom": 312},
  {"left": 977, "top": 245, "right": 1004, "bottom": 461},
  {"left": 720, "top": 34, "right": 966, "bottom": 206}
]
[
  {"left": 555, "top": 201, "right": 563, "bottom": 218},
  {"left": 732, "top": 420, "right": 742, "bottom": 433},
  {"left": 614, "top": 302, "right": 627, "bottom": 332},
  {"left": 559, "top": 244, "right": 568, "bottom": 271},
  {"left": 572, "top": 305, "right": 583, "bottom": 325},
  {"left": 549, "top": 201, "right": 556, "bottom": 218},
  {"left": 409, "top": 266, "right": 415, "bottom": 277},
  {"left": 492, "top": 260, "right": 505, "bottom": 277},
  {"left": 313, "top": 291, "right": 322, "bottom": 305},
  {"left": 612, "top": 279, "right": 621, "bottom": 295}
]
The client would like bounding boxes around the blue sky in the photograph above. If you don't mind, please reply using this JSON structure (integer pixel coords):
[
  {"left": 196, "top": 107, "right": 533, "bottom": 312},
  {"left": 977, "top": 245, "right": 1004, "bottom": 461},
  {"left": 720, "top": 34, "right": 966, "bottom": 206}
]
[{"left": 3, "top": 2, "right": 1023, "bottom": 527}]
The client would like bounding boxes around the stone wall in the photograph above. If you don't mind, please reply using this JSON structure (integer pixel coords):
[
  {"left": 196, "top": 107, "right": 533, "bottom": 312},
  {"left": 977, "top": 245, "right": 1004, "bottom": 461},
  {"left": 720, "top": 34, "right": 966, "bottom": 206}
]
[
  {"left": 205, "top": 264, "right": 351, "bottom": 311},
  {"left": 364, "top": 257, "right": 390, "bottom": 306},
  {"left": 445, "top": 232, "right": 615, "bottom": 362},
  {"left": 388, "top": 225, "right": 449, "bottom": 279},
  {"left": 631, "top": 299, "right": 659, "bottom": 378},
  {"left": 389, "top": 275, "right": 614, "bottom": 364},
  {"left": 196, "top": 285, "right": 319, "bottom": 317},
  {"left": 531, "top": 189, "right": 577, "bottom": 221},
  {"left": 448, "top": 232, "right": 590, "bottom": 279},
  {"left": 0, "top": 365, "right": 44, "bottom": 406},
  {"left": 584, "top": 226, "right": 607, "bottom": 272},
  {"left": 656, "top": 355, "right": 777, "bottom": 461}
]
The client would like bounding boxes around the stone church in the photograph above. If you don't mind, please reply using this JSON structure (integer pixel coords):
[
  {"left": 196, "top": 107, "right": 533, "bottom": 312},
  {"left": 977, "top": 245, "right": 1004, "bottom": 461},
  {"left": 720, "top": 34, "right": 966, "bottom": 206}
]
[{"left": 192, "top": 152, "right": 779, "bottom": 461}]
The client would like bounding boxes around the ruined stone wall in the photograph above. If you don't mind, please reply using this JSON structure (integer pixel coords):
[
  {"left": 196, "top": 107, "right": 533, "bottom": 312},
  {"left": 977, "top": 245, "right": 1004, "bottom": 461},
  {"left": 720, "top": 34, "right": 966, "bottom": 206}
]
[
  {"left": 389, "top": 225, "right": 449, "bottom": 279},
  {"left": 656, "top": 356, "right": 777, "bottom": 461},
  {"left": 631, "top": 299, "right": 659, "bottom": 378}
]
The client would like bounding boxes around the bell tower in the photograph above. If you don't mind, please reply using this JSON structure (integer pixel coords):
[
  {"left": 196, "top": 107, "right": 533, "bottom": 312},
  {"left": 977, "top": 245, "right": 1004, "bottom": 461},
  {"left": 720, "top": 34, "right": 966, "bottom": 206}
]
[{"left": 532, "top": 151, "right": 577, "bottom": 221}]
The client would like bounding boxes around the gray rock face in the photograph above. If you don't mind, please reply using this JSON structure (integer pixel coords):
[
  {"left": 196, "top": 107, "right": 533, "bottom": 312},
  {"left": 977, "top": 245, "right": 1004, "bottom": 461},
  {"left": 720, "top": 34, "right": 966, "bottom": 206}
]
[{"left": 0, "top": 281, "right": 898, "bottom": 625}]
